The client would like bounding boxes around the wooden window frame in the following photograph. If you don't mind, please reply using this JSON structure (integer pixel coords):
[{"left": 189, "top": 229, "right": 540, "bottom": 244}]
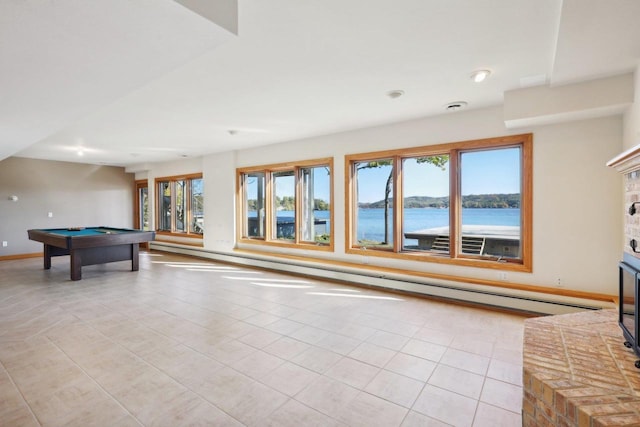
[
  {"left": 345, "top": 134, "right": 532, "bottom": 272},
  {"left": 236, "top": 158, "right": 334, "bottom": 252},
  {"left": 134, "top": 180, "right": 148, "bottom": 230},
  {"left": 154, "top": 173, "right": 204, "bottom": 238},
  {"left": 134, "top": 179, "right": 150, "bottom": 249}
]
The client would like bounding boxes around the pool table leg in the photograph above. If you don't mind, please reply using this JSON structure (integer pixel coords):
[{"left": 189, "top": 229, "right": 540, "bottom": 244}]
[
  {"left": 43, "top": 245, "right": 52, "bottom": 270},
  {"left": 131, "top": 244, "right": 139, "bottom": 271},
  {"left": 70, "top": 250, "right": 82, "bottom": 281}
]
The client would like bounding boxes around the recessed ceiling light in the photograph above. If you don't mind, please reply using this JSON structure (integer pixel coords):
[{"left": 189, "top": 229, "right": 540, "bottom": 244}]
[
  {"left": 445, "top": 101, "right": 468, "bottom": 111},
  {"left": 470, "top": 69, "right": 491, "bottom": 83},
  {"left": 386, "top": 90, "right": 404, "bottom": 99}
]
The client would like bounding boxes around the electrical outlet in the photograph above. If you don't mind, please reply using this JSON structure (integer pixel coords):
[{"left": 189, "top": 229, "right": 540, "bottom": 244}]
[
  {"left": 2, "top": 241, "right": 7, "bottom": 247},
  {"left": 499, "top": 272, "right": 508, "bottom": 281},
  {"left": 47, "top": 212, "right": 53, "bottom": 218},
  {"left": 556, "top": 278, "right": 563, "bottom": 287}
]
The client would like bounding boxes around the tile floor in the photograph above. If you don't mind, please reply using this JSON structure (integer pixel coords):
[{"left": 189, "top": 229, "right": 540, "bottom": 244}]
[{"left": 0, "top": 251, "right": 526, "bottom": 427}]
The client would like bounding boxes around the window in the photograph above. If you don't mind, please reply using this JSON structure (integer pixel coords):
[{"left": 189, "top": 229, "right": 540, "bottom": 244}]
[
  {"left": 237, "top": 158, "right": 333, "bottom": 250},
  {"left": 273, "top": 170, "right": 296, "bottom": 241},
  {"left": 134, "top": 180, "right": 150, "bottom": 250},
  {"left": 191, "top": 178, "right": 204, "bottom": 234},
  {"left": 243, "top": 171, "right": 266, "bottom": 238},
  {"left": 301, "top": 165, "right": 331, "bottom": 244},
  {"left": 460, "top": 147, "right": 521, "bottom": 258},
  {"left": 346, "top": 134, "right": 532, "bottom": 271},
  {"left": 175, "top": 179, "right": 186, "bottom": 232},
  {"left": 401, "top": 155, "right": 450, "bottom": 253},
  {"left": 158, "top": 181, "right": 172, "bottom": 231},
  {"left": 137, "top": 184, "right": 149, "bottom": 231},
  {"left": 155, "top": 173, "right": 203, "bottom": 236},
  {"left": 354, "top": 159, "right": 394, "bottom": 249}
]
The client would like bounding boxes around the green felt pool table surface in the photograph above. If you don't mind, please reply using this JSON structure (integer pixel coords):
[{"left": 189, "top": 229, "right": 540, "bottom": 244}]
[
  {"left": 27, "top": 227, "right": 155, "bottom": 281},
  {"left": 40, "top": 227, "right": 142, "bottom": 237}
]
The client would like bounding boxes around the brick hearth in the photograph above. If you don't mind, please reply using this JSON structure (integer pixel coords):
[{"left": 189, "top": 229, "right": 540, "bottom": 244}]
[{"left": 523, "top": 309, "right": 640, "bottom": 426}]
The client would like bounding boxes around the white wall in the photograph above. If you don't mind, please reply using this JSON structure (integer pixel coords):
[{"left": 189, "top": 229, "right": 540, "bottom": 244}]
[
  {"left": 202, "top": 151, "right": 236, "bottom": 251},
  {"left": 230, "top": 107, "right": 623, "bottom": 294},
  {"left": 137, "top": 105, "right": 623, "bottom": 297},
  {"left": 623, "top": 67, "right": 640, "bottom": 150},
  {"left": 532, "top": 117, "right": 622, "bottom": 292},
  {"left": 0, "top": 158, "right": 135, "bottom": 255}
]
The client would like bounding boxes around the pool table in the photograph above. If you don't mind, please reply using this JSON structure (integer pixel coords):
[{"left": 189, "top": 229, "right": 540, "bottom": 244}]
[{"left": 27, "top": 227, "right": 155, "bottom": 281}]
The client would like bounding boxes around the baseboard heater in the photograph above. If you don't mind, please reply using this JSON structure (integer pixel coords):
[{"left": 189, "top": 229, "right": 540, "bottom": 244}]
[{"left": 149, "top": 242, "right": 608, "bottom": 316}]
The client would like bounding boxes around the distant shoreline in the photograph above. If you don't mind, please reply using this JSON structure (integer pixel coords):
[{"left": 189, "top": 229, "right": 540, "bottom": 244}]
[{"left": 358, "top": 193, "right": 520, "bottom": 209}]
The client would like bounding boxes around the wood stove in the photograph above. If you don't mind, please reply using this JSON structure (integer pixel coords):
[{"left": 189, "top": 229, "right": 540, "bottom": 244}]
[{"left": 620, "top": 254, "right": 640, "bottom": 368}]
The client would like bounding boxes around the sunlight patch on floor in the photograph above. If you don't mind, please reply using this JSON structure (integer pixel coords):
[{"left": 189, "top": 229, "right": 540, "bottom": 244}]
[{"left": 306, "top": 292, "right": 403, "bottom": 301}]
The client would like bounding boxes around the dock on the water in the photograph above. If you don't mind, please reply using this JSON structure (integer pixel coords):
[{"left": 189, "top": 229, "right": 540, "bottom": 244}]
[{"left": 404, "top": 225, "right": 520, "bottom": 257}]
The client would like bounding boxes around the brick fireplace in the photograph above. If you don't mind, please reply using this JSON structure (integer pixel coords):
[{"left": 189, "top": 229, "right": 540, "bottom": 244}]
[
  {"left": 521, "top": 145, "right": 640, "bottom": 426},
  {"left": 609, "top": 144, "right": 640, "bottom": 253},
  {"left": 522, "top": 310, "right": 640, "bottom": 426}
]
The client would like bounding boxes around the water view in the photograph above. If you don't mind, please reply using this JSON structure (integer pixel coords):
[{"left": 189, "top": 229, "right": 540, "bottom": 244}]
[{"left": 276, "top": 208, "right": 520, "bottom": 245}]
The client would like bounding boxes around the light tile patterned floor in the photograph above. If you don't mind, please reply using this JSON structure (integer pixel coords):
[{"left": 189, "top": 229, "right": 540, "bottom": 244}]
[{"left": 0, "top": 252, "right": 526, "bottom": 427}]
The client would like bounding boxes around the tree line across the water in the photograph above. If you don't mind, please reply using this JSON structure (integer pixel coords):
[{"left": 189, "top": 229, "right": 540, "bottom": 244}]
[
  {"left": 247, "top": 194, "right": 519, "bottom": 211},
  {"left": 359, "top": 193, "right": 520, "bottom": 209},
  {"left": 247, "top": 197, "right": 329, "bottom": 211}
]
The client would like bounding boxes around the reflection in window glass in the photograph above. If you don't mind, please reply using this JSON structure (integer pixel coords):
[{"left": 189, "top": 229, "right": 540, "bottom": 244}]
[
  {"left": 175, "top": 180, "right": 186, "bottom": 232},
  {"left": 460, "top": 147, "right": 521, "bottom": 258},
  {"left": 191, "top": 178, "right": 204, "bottom": 234},
  {"left": 238, "top": 160, "right": 333, "bottom": 248},
  {"left": 139, "top": 187, "right": 149, "bottom": 231},
  {"left": 156, "top": 176, "right": 203, "bottom": 235},
  {"left": 301, "top": 166, "right": 331, "bottom": 244},
  {"left": 159, "top": 181, "right": 171, "bottom": 231},
  {"left": 355, "top": 159, "right": 393, "bottom": 249},
  {"left": 346, "top": 135, "right": 530, "bottom": 268},
  {"left": 273, "top": 171, "right": 295, "bottom": 241},
  {"left": 244, "top": 172, "right": 265, "bottom": 238},
  {"left": 401, "top": 155, "right": 450, "bottom": 253}
]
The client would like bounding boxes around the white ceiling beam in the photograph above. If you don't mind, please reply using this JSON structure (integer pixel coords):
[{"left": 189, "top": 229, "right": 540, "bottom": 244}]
[{"left": 504, "top": 73, "right": 634, "bottom": 129}]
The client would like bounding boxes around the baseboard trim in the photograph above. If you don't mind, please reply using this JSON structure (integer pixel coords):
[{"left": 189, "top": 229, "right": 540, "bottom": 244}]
[
  {"left": 0, "top": 252, "right": 42, "bottom": 261},
  {"left": 149, "top": 242, "right": 616, "bottom": 315}
]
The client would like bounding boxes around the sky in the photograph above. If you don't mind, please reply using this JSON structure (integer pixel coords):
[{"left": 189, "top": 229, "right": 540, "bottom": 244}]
[
  {"left": 354, "top": 147, "right": 521, "bottom": 202},
  {"left": 272, "top": 147, "right": 521, "bottom": 204}
]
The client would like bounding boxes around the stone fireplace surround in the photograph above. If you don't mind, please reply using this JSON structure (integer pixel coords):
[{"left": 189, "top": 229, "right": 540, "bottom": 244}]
[{"left": 522, "top": 145, "right": 640, "bottom": 426}]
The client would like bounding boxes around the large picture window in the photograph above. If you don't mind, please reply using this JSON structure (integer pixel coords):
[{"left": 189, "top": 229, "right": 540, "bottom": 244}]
[
  {"left": 346, "top": 134, "right": 532, "bottom": 271},
  {"left": 273, "top": 170, "right": 296, "bottom": 242},
  {"left": 243, "top": 171, "right": 266, "bottom": 238},
  {"left": 190, "top": 178, "right": 204, "bottom": 234},
  {"left": 401, "top": 154, "right": 450, "bottom": 253},
  {"left": 155, "top": 173, "right": 203, "bottom": 236},
  {"left": 301, "top": 165, "right": 331, "bottom": 244},
  {"left": 354, "top": 159, "right": 394, "bottom": 249},
  {"left": 237, "top": 158, "right": 333, "bottom": 250}
]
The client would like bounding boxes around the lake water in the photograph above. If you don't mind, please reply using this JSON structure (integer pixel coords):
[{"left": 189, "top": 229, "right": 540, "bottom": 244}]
[{"left": 276, "top": 208, "right": 520, "bottom": 243}]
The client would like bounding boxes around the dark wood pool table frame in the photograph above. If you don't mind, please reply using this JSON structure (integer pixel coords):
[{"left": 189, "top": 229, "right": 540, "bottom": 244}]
[{"left": 27, "top": 227, "right": 156, "bottom": 281}]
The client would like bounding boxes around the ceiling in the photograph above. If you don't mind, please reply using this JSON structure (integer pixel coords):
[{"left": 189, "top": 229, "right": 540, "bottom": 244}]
[{"left": 3, "top": 0, "right": 640, "bottom": 167}]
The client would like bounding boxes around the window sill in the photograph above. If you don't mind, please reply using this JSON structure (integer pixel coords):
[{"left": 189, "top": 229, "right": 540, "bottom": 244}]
[
  {"left": 345, "top": 246, "right": 531, "bottom": 272},
  {"left": 156, "top": 231, "right": 203, "bottom": 239},
  {"left": 154, "top": 237, "right": 204, "bottom": 247},
  {"left": 238, "top": 237, "right": 333, "bottom": 252}
]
